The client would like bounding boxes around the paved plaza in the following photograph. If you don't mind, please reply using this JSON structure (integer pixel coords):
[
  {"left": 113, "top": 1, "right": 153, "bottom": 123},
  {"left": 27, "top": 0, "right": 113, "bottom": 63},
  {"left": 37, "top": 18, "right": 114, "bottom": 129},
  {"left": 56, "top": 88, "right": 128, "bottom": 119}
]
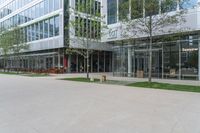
[{"left": 0, "top": 74, "right": 200, "bottom": 133}]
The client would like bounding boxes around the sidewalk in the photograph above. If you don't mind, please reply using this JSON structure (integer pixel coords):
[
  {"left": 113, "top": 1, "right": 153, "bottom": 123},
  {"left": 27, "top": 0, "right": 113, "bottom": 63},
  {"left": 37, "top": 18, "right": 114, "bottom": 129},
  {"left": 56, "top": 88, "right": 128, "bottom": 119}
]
[{"left": 49, "top": 73, "right": 200, "bottom": 86}]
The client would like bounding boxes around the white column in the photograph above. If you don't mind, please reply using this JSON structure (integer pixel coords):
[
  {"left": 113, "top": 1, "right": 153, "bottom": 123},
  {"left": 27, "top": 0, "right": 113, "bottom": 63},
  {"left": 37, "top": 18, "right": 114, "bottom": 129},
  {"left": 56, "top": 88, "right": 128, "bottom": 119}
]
[
  {"left": 162, "top": 44, "right": 164, "bottom": 79},
  {"left": 98, "top": 51, "right": 100, "bottom": 72},
  {"left": 76, "top": 54, "right": 79, "bottom": 73},
  {"left": 91, "top": 54, "right": 93, "bottom": 73},
  {"left": 53, "top": 56, "right": 55, "bottom": 68},
  {"left": 128, "top": 47, "right": 132, "bottom": 77},
  {"left": 68, "top": 55, "right": 71, "bottom": 73},
  {"left": 178, "top": 41, "right": 181, "bottom": 80},
  {"left": 198, "top": 39, "right": 200, "bottom": 80},
  {"left": 104, "top": 51, "right": 106, "bottom": 72},
  {"left": 58, "top": 53, "right": 61, "bottom": 69}
]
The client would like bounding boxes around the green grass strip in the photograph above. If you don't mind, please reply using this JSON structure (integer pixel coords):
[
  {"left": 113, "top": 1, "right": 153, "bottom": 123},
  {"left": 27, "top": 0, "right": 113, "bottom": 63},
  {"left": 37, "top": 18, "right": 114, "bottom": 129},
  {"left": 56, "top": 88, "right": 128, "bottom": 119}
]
[
  {"left": 63, "top": 77, "right": 100, "bottom": 83},
  {"left": 127, "top": 82, "right": 200, "bottom": 93}
]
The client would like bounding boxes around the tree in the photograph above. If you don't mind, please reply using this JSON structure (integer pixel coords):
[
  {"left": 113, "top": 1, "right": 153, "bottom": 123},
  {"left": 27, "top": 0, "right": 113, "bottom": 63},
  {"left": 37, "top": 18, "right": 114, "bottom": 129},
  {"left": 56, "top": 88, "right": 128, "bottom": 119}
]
[
  {"left": 118, "top": 0, "right": 188, "bottom": 82},
  {"left": 10, "top": 27, "right": 29, "bottom": 73},
  {"left": 0, "top": 29, "right": 14, "bottom": 72},
  {"left": 0, "top": 26, "right": 28, "bottom": 73},
  {"left": 67, "top": 0, "right": 106, "bottom": 79}
]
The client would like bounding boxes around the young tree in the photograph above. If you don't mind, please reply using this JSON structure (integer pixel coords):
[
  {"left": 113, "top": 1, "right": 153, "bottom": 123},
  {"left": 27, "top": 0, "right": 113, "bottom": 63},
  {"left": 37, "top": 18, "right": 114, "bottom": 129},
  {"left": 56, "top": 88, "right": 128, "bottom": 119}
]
[
  {"left": 0, "top": 26, "right": 28, "bottom": 73},
  {"left": 119, "top": 0, "right": 188, "bottom": 82},
  {"left": 67, "top": 0, "right": 106, "bottom": 79},
  {"left": 10, "top": 27, "right": 28, "bottom": 73},
  {"left": 0, "top": 29, "right": 14, "bottom": 72}
]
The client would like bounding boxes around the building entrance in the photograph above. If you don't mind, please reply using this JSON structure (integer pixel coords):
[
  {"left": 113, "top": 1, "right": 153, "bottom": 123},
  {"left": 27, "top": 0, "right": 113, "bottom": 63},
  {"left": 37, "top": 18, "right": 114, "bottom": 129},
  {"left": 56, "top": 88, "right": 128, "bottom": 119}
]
[{"left": 133, "top": 49, "right": 162, "bottom": 78}]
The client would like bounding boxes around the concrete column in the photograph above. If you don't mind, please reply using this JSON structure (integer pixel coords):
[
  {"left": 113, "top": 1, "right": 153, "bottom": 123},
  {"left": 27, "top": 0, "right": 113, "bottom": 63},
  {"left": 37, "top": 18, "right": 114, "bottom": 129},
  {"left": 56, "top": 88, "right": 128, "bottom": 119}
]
[
  {"left": 84, "top": 58, "right": 86, "bottom": 72},
  {"left": 128, "top": 47, "right": 132, "bottom": 77},
  {"left": 91, "top": 54, "right": 93, "bottom": 73},
  {"left": 68, "top": 55, "right": 71, "bottom": 73},
  {"left": 178, "top": 41, "right": 181, "bottom": 80},
  {"left": 104, "top": 51, "right": 106, "bottom": 72},
  {"left": 198, "top": 39, "right": 200, "bottom": 80},
  {"left": 53, "top": 56, "right": 55, "bottom": 68},
  {"left": 76, "top": 54, "right": 79, "bottom": 73},
  {"left": 162, "top": 44, "right": 164, "bottom": 79},
  {"left": 132, "top": 50, "right": 135, "bottom": 77},
  {"left": 97, "top": 51, "right": 100, "bottom": 72},
  {"left": 43, "top": 57, "right": 46, "bottom": 70},
  {"left": 58, "top": 53, "right": 61, "bottom": 69}
]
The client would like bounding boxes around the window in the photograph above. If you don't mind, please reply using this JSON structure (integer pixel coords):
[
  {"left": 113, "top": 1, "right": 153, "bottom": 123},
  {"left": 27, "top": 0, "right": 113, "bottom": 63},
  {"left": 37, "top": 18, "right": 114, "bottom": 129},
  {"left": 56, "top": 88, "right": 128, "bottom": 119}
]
[
  {"left": 44, "top": 0, "right": 49, "bottom": 14},
  {"left": 35, "top": 23, "right": 39, "bottom": 40},
  {"left": 119, "top": 0, "right": 129, "bottom": 20},
  {"left": 31, "top": 24, "right": 35, "bottom": 41},
  {"left": 40, "top": 21, "right": 44, "bottom": 39},
  {"left": 49, "top": 0, "right": 54, "bottom": 12},
  {"left": 161, "top": 0, "right": 177, "bottom": 13},
  {"left": 35, "top": 4, "right": 40, "bottom": 18},
  {"left": 54, "top": 16, "right": 59, "bottom": 36},
  {"left": 145, "top": 0, "right": 159, "bottom": 17},
  {"left": 49, "top": 17, "right": 54, "bottom": 37},
  {"left": 180, "top": 0, "right": 197, "bottom": 9},
  {"left": 40, "top": 1, "right": 44, "bottom": 16},
  {"left": 131, "top": 0, "right": 143, "bottom": 19},
  {"left": 54, "top": 0, "right": 59, "bottom": 10},
  {"left": 107, "top": 0, "right": 117, "bottom": 24},
  {"left": 44, "top": 19, "right": 49, "bottom": 38}
]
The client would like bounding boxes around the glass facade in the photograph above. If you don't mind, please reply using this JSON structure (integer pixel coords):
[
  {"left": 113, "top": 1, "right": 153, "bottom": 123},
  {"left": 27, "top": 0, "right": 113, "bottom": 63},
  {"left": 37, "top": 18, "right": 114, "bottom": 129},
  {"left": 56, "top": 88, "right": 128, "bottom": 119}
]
[
  {"left": 0, "top": 0, "right": 61, "bottom": 43},
  {"left": 74, "top": 0, "right": 101, "bottom": 39},
  {"left": 108, "top": 0, "right": 198, "bottom": 25},
  {"left": 180, "top": 0, "right": 198, "bottom": 9},
  {"left": 113, "top": 34, "right": 199, "bottom": 80},
  {"left": 107, "top": 0, "right": 117, "bottom": 24},
  {"left": 22, "top": 15, "right": 59, "bottom": 43},
  {"left": 0, "top": 0, "right": 61, "bottom": 32},
  {"left": 0, "top": 0, "right": 61, "bottom": 20},
  {"left": 75, "top": 0, "right": 101, "bottom": 15}
]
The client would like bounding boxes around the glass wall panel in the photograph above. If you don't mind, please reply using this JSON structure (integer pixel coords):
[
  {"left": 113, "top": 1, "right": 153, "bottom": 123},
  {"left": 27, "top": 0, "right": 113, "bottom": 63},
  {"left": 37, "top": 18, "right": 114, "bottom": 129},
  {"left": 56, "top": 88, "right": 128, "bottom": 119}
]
[
  {"left": 180, "top": 0, "right": 198, "bottom": 9},
  {"left": 107, "top": 0, "right": 117, "bottom": 24},
  {"left": 44, "top": 0, "right": 49, "bottom": 14},
  {"left": 161, "top": 0, "right": 177, "bottom": 13},
  {"left": 40, "top": 21, "right": 44, "bottom": 39},
  {"left": 49, "top": 17, "right": 54, "bottom": 37},
  {"left": 49, "top": 0, "right": 54, "bottom": 13},
  {"left": 31, "top": 24, "right": 35, "bottom": 41},
  {"left": 119, "top": 0, "right": 129, "bottom": 20},
  {"left": 35, "top": 23, "right": 39, "bottom": 40},
  {"left": 44, "top": 19, "right": 49, "bottom": 38},
  {"left": 131, "top": 0, "right": 143, "bottom": 19},
  {"left": 181, "top": 35, "right": 198, "bottom": 79},
  {"left": 163, "top": 43, "right": 179, "bottom": 79},
  {"left": 54, "top": 0, "right": 60, "bottom": 10},
  {"left": 54, "top": 16, "right": 59, "bottom": 36}
]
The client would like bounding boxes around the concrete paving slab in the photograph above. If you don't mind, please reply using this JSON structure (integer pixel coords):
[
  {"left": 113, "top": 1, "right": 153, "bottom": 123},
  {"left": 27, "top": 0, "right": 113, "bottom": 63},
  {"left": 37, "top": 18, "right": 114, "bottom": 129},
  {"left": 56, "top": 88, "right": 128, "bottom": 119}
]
[{"left": 0, "top": 74, "right": 200, "bottom": 133}]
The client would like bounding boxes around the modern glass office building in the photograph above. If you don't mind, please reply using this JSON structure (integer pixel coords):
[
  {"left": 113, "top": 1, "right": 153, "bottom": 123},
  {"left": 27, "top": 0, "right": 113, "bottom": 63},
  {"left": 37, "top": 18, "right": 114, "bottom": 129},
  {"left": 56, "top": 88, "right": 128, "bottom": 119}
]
[
  {"left": 0, "top": 0, "right": 112, "bottom": 73},
  {"left": 102, "top": 0, "right": 200, "bottom": 80}
]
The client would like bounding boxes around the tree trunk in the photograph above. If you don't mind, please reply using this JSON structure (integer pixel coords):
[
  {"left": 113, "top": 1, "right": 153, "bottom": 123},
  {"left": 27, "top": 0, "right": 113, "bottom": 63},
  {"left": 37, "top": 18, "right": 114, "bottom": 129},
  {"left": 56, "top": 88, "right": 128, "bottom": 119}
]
[
  {"left": 86, "top": 15, "right": 90, "bottom": 79},
  {"left": 3, "top": 58, "right": 6, "bottom": 72},
  {"left": 148, "top": 16, "right": 153, "bottom": 82},
  {"left": 86, "top": 49, "right": 89, "bottom": 79},
  {"left": 148, "top": 36, "right": 152, "bottom": 82}
]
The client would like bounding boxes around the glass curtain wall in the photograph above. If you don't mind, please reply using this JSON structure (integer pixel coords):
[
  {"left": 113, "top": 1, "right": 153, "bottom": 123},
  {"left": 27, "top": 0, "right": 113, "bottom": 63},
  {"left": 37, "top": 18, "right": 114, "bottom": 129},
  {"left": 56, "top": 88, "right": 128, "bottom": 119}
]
[
  {"left": 107, "top": 0, "right": 117, "bottom": 24},
  {"left": 112, "top": 34, "right": 199, "bottom": 80},
  {"left": 107, "top": 0, "right": 198, "bottom": 25}
]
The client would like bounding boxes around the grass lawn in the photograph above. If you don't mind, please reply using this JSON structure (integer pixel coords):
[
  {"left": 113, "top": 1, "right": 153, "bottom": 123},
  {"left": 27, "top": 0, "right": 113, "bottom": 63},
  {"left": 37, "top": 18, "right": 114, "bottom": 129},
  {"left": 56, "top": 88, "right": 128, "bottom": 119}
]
[
  {"left": 22, "top": 73, "right": 49, "bottom": 77},
  {"left": 127, "top": 82, "right": 200, "bottom": 93},
  {"left": 0, "top": 71, "right": 49, "bottom": 77},
  {"left": 0, "top": 71, "right": 21, "bottom": 75},
  {"left": 63, "top": 77, "right": 100, "bottom": 83},
  {"left": 62, "top": 77, "right": 132, "bottom": 85}
]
